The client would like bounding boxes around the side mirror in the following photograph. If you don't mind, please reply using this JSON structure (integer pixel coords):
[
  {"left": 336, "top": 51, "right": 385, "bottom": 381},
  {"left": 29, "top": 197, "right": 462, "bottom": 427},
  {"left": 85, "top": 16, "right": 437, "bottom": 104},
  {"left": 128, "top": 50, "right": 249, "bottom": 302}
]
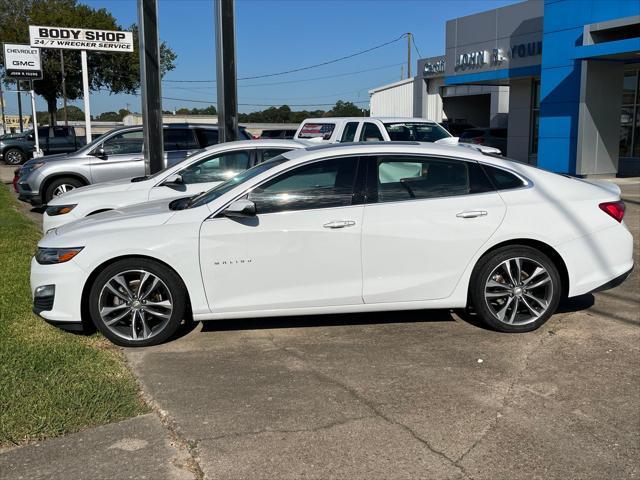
[
  {"left": 161, "top": 173, "right": 184, "bottom": 186},
  {"left": 95, "top": 146, "right": 108, "bottom": 159},
  {"left": 223, "top": 199, "right": 256, "bottom": 218}
]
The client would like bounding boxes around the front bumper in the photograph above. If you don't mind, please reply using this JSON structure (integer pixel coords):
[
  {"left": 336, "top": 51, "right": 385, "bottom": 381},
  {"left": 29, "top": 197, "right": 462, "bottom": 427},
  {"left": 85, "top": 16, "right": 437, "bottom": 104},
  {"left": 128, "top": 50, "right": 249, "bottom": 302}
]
[
  {"left": 17, "top": 181, "right": 42, "bottom": 205},
  {"left": 30, "top": 257, "right": 87, "bottom": 325}
]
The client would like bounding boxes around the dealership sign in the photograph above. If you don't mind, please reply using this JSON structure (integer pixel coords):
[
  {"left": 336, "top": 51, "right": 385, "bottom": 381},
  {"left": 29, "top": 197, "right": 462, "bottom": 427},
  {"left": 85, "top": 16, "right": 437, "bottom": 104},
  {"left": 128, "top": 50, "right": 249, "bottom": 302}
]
[
  {"left": 3, "top": 44, "right": 42, "bottom": 79},
  {"left": 454, "top": 41, "right": 542, "bottom": 71},
  {"left": 29, "top": 26, "right": 134, "bottom": 52}
]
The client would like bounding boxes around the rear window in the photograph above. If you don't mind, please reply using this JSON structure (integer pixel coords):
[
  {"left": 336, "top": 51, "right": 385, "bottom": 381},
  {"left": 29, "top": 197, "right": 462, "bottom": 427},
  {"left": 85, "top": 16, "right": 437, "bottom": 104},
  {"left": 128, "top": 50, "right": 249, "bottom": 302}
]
[
  {"left": 298, "top": 123, "right": 335, "bottom": 140},
  {"left": 163, "top": 128, "right": 199, "bottom": 151},
  {"left": 482, "top": 164, "right": 525, "bottom": 190},
  {"left": 384, "top": 123, "right": 450, "bottom": 142}
]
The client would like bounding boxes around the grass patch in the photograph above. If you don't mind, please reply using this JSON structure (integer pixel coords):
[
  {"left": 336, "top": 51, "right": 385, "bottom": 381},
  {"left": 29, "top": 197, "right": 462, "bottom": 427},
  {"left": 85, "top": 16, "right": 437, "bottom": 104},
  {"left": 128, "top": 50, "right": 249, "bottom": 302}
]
[{"left": 0, "top": 185, "right": 149, "bottom": 447}]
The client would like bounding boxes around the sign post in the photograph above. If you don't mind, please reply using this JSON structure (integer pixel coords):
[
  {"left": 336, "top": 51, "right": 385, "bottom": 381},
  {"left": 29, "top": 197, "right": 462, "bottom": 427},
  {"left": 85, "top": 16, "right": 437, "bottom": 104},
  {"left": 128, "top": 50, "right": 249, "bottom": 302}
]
[
  {"left": 29, "top": 83, "right": 41, "bottom": 156},
  {"left": 29, "top": 26, "right": 134, "bottom": 144},
  {"left": 3, "top": 43, "right": 42, "bottom": 135}
]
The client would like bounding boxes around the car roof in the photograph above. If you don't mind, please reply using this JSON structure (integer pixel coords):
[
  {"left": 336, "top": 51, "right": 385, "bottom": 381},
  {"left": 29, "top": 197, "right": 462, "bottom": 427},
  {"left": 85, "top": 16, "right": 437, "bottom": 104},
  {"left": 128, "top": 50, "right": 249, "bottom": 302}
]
[
  {"left": 299, "top": 117, "right": 440, "bottom": 124},
  {"left": 201, "top": 139, "right": 310, "bottom": 151}
]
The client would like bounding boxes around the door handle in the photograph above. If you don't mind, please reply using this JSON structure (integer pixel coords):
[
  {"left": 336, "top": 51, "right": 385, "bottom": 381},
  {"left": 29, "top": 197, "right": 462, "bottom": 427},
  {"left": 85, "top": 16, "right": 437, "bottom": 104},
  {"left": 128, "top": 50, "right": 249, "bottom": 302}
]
[
  {"left": 456, "top": 210, "right": 487, "bottom": 219},
  {"left": 323, "top": 220, "right": 356, "bottom": 229}
]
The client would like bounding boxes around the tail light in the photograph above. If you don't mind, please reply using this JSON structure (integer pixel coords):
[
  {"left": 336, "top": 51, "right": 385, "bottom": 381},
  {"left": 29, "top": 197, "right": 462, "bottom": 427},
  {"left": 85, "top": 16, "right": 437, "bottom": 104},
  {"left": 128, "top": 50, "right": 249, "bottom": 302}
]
[
  {"left": 472, "top": 137, "right": 485, "bottom": 145},
  {"left": 599, "top": 201, "right": 625, "bottom": 222}
]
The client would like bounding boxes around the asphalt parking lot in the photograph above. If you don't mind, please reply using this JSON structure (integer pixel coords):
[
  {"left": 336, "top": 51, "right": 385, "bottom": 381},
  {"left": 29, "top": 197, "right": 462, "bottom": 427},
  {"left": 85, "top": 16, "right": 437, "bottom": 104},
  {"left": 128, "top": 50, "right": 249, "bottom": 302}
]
[{"left": 2, "top": 165, "right": 639, "bottom": 479}]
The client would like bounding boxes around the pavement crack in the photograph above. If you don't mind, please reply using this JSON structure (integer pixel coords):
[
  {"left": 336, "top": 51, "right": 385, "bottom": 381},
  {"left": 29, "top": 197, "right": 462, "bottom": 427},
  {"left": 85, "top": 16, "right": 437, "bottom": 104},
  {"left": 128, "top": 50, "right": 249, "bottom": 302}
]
[
  {"left": 454, "top": 327, "right": 559, "bottom": 468},
  {"left": 264, "top": 332, "right": 471, "bottom": 479}
]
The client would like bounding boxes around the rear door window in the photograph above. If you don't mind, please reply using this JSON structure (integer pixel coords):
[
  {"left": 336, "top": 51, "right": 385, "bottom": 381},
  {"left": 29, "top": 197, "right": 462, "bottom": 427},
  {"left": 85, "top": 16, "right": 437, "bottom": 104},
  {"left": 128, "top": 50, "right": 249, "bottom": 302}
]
[
  {"left": 259, "top": 148, "right": 292, "bottom": 163},
  {"left": 481, "top": 164, "right": 525, "bottom": 190},
  {"left": 297, "top": 123, "right": 335, "bottom": 140},
  {"left": 359, "top": 123, "right": 384, "bottom": 142},
  {"left": 340, "top": 122, "right": 359, "bottom": 142},
  {"left": 368, "top": 155, "right": 493, "bottom": 203},
  {"left": 195, "top": 128, "right": 219, "bottom": 147},
  {"left": 163, "top": 128, "right": 199, "bottom": 151}
]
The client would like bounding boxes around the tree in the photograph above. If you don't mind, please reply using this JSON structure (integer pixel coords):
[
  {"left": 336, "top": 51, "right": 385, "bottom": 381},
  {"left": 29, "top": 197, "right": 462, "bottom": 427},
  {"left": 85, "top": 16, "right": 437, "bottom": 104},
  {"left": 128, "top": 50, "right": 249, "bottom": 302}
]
[
  {"left": 325, "top": 100, "right": 363, "bottom": 117},
  {"left": 37, "top": 104, "right": 85, "bottom": 123},
  {"left": 0, "top": 0, "right": 177, "bottom": 124}
]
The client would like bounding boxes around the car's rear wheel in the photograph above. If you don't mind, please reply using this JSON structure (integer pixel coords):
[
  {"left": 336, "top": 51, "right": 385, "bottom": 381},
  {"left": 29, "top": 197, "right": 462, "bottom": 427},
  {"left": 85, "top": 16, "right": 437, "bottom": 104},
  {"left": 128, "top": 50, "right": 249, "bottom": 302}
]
[
  {"left": 89, "top": 258, "right": 187, "bottom": 347},
  {"left": 469, "top": 246, "right": 561, "bottom": 332},
  {"left": 4, "top": 148, "right": 26, "bottom": 165},
  {"left": 44, "top": 177, "right": 84, "bottom": 203}
]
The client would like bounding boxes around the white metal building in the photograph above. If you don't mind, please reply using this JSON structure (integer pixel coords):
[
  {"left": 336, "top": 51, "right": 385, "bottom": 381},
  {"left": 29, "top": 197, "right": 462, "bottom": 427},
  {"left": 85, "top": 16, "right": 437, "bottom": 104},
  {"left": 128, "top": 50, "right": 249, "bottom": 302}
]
[{"left": 368, "top": 78, "right": 415, "bottom": 117}]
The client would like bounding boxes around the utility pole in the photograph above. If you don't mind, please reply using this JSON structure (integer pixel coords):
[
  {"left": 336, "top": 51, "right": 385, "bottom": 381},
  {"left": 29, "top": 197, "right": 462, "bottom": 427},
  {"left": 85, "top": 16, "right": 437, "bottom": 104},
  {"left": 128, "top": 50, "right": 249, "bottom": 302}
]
[
  {"left": 138, "top": 0, "right": 164, "bottom": 174},
  {"left": 407, "top": 32, "right": 412, "bottom": 78},
  {"left": 214, "top": 0, "right": 238, "bottom": 143},
  {"left": 16, "top": 80, "right": 23, "bottom": 132},
  {"left": 400, "top": 65, "right": 404, "bottom": 80},
  {"left": 60, "top": 50, "right": 68, "bottom": 126}
]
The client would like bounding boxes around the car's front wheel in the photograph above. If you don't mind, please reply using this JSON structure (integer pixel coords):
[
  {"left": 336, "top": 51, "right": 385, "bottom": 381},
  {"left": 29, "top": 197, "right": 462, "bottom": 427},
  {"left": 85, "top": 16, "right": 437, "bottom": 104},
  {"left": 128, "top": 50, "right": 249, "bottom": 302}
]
[
  {"left": 469, "top": 246, "right": 562, "bottom": 333},
  {"left": 89, "top": 258, "right": 187, "bottom": 347},
  {"left": 45, "top": 177, "right": 84, "bottom": 203}
]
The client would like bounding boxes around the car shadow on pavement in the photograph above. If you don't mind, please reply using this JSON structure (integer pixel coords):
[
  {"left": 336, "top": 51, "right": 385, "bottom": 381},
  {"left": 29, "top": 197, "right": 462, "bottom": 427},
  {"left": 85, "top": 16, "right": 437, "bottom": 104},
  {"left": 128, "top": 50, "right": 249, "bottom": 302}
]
[
  {"left": 169, "top": 294, "right": 597, "bottom": 341},
  {"left": 196, "top": 308, "right": 456, "bottom": 334}
]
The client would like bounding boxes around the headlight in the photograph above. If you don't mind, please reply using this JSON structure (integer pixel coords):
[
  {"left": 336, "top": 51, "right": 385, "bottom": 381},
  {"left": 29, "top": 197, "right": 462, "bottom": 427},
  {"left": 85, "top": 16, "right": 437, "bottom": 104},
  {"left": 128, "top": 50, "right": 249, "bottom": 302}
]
[
  {"left": 45, "top": 204, "right": 77, "bottom": 216},
  {"left": 35, "top": 247, "right": 83, "bottom": 265}
]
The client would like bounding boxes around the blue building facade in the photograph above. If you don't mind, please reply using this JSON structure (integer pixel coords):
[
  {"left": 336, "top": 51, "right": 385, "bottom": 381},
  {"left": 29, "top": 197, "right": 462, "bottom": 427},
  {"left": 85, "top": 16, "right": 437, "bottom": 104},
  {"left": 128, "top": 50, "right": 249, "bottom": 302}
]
[
  {"left": 539, "top": 0, "right": 640, "bottom": 175},
  {"left": 413, "top": 0, "right": 640, "bottom": 176}
]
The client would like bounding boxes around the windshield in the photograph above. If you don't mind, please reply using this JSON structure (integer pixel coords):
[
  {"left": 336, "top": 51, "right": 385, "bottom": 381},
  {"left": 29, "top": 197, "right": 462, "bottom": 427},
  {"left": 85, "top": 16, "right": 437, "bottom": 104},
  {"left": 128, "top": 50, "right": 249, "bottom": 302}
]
[
  {"left": 186, "top": 155, "right": 289, "bottom": 209},
  {"left": 383, "top": 123, "right": 451, "bottom": 142}
]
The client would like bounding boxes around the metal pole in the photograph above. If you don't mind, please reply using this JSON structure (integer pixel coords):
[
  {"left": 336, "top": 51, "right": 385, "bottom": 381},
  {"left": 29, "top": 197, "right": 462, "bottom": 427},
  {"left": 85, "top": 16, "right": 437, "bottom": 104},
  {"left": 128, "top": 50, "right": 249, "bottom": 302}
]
[
  {"left": 407, "top": 32, "right": 412, "bottom": 78},
  {"left": 60, "top": 50, "right": 68, "bottom": 126},
  {"left": 80, "top": 50, "right": 92, "bottom": 143},
  {"left": 0, "top": 80, "right": 6, "bottom": 134},
  {"left": 214, "top": 0, "right": 238, "bottom": 143},
  {"left": 16, "top": 80, "right": 23, "bottom": 132},
  {"left": 30, "top": 83, "right": 41, "bottom": 156},
  {"left": 138, "top": 0, "right": 164, "bottom": 174}
]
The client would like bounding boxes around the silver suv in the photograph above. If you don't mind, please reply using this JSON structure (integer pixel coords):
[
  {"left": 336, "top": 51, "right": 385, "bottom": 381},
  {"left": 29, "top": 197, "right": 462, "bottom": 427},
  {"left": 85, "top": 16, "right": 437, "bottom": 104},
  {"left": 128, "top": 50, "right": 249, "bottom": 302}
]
[{"left": 17, "top": 124, "right": 250, "bottom": 205}]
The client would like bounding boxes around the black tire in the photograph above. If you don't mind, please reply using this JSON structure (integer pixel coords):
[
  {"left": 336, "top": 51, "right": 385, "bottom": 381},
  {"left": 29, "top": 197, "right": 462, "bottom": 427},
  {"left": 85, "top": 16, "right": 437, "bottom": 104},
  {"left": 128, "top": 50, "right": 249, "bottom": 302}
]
[
  {"left": 469, "top": 245, "right": 562, "bottom": 333},
  {"left": 4, "top": 148, "right": 26, "bottom": 165},
  {"left": 88, "top": 258, "right": 187, "bottom": 347},
  {"left": 44, "top": 177, "right": 84, "bottom": 203}
]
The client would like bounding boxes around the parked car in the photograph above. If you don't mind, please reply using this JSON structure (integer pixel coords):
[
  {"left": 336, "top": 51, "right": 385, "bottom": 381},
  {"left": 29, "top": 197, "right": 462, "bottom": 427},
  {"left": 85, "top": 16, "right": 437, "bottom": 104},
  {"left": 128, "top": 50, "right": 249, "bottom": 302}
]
[
  {"left": 259, "top": 128, "right": 297, "bottom": 140},
  {"left": 0, "top": 126, "right": 85, "bottom": 165},
  {"left": 294, "top": 117, "right": 452, "bottom": 143},
  {"left": 16, "top": 124, "right": 251, "bottom": 206},
  {"left": 42, "top": 139, "right": 308, "bottom": 231},
  {"left": 459, "top": 128, "right": 508, "bottom": 155},
  {"left": 31, "top": 142, "right": 633, "bottom": 346},
  {"left": 439, "top": 121, "right": 477, "bottom": 137}
]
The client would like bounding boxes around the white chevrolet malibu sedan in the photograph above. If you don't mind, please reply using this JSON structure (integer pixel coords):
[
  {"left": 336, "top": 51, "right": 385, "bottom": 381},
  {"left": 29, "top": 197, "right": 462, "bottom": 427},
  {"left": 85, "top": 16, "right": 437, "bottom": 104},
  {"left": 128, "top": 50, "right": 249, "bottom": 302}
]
[
  {"left": 31, "top": 142, "right": 633, "bottom": 347},
  {"left": 42, "top": 139, "right": 308, "bottom": 232}
]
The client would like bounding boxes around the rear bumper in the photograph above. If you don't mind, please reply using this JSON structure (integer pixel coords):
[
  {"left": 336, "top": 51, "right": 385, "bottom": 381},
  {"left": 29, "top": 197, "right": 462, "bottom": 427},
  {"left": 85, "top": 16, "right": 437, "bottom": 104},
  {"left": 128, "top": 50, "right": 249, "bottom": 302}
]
[
  {"left": 591, "top": 266, "right": 633, "bottom": 293},
  {"left": 557, "top": 223, "right": 634, "bottom": 297}
]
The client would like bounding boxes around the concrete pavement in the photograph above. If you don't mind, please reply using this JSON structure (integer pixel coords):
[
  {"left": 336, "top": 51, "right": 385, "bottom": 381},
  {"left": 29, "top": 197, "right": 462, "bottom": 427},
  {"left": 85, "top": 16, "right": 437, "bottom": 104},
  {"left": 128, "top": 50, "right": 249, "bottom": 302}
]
[{"left": 1, "top": 177, "right": 638, "bottom": 479}]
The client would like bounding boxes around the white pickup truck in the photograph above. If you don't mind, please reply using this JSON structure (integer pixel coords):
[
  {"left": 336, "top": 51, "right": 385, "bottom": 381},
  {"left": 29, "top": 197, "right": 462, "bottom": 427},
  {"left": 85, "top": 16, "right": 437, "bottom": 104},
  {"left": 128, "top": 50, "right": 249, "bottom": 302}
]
[{"left": 293, "top": 117, "right": 502, "bottom": 154}]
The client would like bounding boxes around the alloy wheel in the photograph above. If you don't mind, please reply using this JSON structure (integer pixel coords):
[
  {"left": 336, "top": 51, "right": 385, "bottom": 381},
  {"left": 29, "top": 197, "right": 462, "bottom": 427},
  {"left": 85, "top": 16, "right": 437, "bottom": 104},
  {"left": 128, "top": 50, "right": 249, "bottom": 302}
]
[
  {"left": 5, "top": 150, "right": 24, "bottom": 165},
  {"left": 98, "top": 269, "right": 174, "bottom": 342},
  {"left": 52, "top": 183, "right": 76, "bottom": 197},
  {"left": 484, "top": 257, "right": 553, "bottom": 326}
]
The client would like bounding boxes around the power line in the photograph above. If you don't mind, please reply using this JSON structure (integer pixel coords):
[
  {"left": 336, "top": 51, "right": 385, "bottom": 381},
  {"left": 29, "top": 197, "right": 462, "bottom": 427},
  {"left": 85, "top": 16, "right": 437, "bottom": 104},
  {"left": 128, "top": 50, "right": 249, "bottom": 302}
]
[
  {"left": 162, "top": 34, "right": 409, "bottom": 83},
  {"left": 411, "top": 35, "right": 422, "bottom": 59},
  {"left": 163, "top": 62, "right": 405, "bottom": 90}
]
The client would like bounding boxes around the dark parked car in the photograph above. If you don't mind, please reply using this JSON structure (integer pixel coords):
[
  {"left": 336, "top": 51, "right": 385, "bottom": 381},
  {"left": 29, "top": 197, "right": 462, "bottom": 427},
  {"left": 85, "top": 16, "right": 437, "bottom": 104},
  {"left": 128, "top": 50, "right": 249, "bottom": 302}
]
[
  {"left": 459, "top": 127, "right": 508, "bottom": 155},
  {"left": 259, "top": 128, "right": 297, "bottom": 140},
  {"left": 439, "top": 121, "right": 477, "bottom": 137},
  {"left": 0, "top": 126, "right": 85, "bottom": 165}
]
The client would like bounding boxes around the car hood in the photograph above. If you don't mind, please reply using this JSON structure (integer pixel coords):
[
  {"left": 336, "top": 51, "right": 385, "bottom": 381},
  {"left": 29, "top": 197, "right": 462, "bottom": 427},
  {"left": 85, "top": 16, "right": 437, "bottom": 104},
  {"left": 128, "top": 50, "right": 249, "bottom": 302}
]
[
  {"left": 23, "top": 153, "right": 69, "bottom": 168},
  {"left": 51, "top": 198, "right": 177, "bottom": 238},
  {"left": 49, "top": 177, "right": 144, "bottom": 205}
]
